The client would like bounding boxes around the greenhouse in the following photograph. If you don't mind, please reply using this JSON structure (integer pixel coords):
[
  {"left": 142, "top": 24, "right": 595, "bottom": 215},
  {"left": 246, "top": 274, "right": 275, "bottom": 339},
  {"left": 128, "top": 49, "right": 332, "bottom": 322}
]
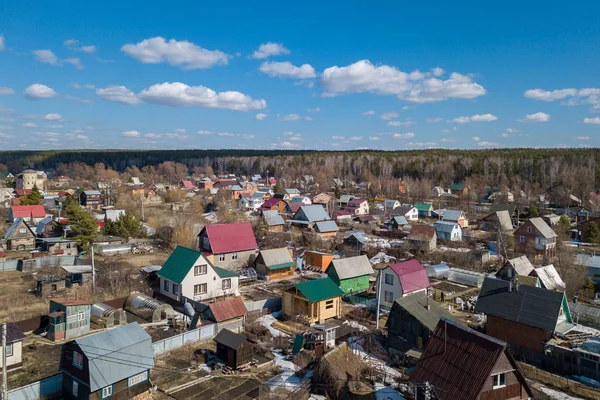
[
  {"left": 125, "top": 292, "right": 174, "bottom": 323},
  {"left": 447, "top": 268, "right": 485, "bottom": 288},
  {"left": 91, "top": 302, "right": 127, "bottom": 328},
  {"left": 425, "top": 263, "right": 450, "bottom": 279}
]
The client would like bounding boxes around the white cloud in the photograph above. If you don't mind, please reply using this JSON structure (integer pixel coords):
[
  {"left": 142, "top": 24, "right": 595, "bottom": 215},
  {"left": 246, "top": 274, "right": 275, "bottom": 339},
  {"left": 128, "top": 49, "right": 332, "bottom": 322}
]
[
  {"left": 584, "top": 117, "right": 600, "bottom": 125},
  {"left": 138, "top": 82, "right": 266, "bottom": 111},
  {"left": 122, "top": 130, "right": 141, "bottom": 137},
  {"left": 321, "top": 60, "right": 486, "bottom": 102},
  {"left": 43, "top": 113, "right": 62, "bottom": 121},
  {"left": 593, "top": 104, "right": 600, "bottom": 112},
  {"left": 577, "top": 136, "right": 590, "bottom": 140},
  {"left": 272, "top": 140, "right": 301, "bottom": 149},
  {"left": 362, "top": 110, "right": 375, "bottom": 116},
  {"left": 426, "top": 117, "right": 444, "bottom": 123},
  {"left": 524, "top": 88, "right": 600, "bottom": 107},
  {"left": 282, "top": 131, "right": 295, "bottom": 136},
  {"left": 432, "top": 67, "right": 445, "bottom": 77},
  {"left": 307, "top": 107, "right": 321, "bottom": 113},
  {"left": 23, "top": 122, "right": 37, "bottom": 128},
  {"left": 380, "top": 111, "right": 398, "bottom": 120},
  {"left": 33, "top": 49, "right": 59, "bottom": 65},
  {"left": 331, "top": 136, "right": 345, "bottom": 140},
  {"left": 477, "top": 141, "right": 499, "bottom": 147},
  {"left": 0, "top": 36, "right": 4, "bottom": 51},
  {"left": 281, "top": 113, "right": 301, "bottom": 121},
  {"left": 252, "top": 42, "right": 290, "bottom": 59},
  {"left": 24, "top": 84, "right": 56, "bottom": 99},
  {"left": 348, "top": 136, "right": 363, "bottom": 141},
  {"left": 369, "top": 136, "right": 380, "bottom": 140},
  {"left": 393, "top": 132, "right": 415, "bottom": 139},
  {"left": 96, "top": 86, "right": 141, "bottom": 105},
  {"left": 520, "top": 112, "right": 550, "bottom": 122},
  {"left": 0, "top": 87, "right": 14, "bottom": 95},
  {"left": 63, "top": 57, "right": 84, "bottom": 69},
  {"left": 197, "top": 130, "right": 214, "bottom": 135},
  {"left": 255, "top": 113, "right": 268, "bottom": 120},
  {"left": 64, "top": 39, "right": 96, "bottom": 53},
  {"left": 388, "top": 120, "right": 414, "bottom": 127},
  {"left": 216, "top": 132, "right": 255, "bottom": 139},
  {"left": 451, "top": 113, "right": 498, "bottom": 123},
  {"left": 173, "top": 128, "right": 186, "bottom": 133},
  {"left": 121, "top": 37, "right": 229, "bottom": 69},
  {"left": 472, "top": 136, "right": 480, "bottom": 141},
  {"left": 259, "top": 61, "right": 316, "bottom": 79}
]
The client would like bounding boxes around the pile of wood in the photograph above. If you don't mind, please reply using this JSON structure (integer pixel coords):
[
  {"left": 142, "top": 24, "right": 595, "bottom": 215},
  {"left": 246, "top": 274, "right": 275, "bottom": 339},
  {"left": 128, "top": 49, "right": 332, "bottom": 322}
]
[
  {"left": 273, "top": 320, "right": 307, "bottom": 335},
  {"left": 555, "top": 331, "right": 593, "bottom": 348}
]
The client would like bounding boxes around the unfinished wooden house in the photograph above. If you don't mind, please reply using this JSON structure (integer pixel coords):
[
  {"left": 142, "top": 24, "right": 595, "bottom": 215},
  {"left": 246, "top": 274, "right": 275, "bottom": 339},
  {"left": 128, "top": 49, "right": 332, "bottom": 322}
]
[
  {"left": 213, "top": 328, "right": 253, "bottom": 370},
  {"left": 254, "top": 247, "right": 296, "bottom": 280},
  {"left": 282, "top": 278, "right": 344, "bottom": 324}
]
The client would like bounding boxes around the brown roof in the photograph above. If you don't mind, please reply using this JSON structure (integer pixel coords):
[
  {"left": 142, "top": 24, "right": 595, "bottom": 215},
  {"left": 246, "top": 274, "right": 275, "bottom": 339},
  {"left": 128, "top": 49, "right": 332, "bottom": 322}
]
[
  {"left": 407, "top": 225, "right": 435, "bottom": 239},
  {"left": 5, "top": 323, "right": 25, "bottom": 343},
  {"left": 411, "top": 318, "right": 532, "bottom": 400},
  {"left": 208, "top": 297, "right": 248, "bottom": 322},
  {"left": 48, "top": 311, "right": 65, "bottom": 318},
  {"left": 50, "top": 298, "right": 92, "bottom": 306}
]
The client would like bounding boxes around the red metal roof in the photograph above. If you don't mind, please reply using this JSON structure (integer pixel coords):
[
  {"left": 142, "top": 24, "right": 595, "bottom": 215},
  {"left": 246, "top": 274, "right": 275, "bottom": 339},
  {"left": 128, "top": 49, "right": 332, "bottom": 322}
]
[
  {"left": 389, "top": 259, "right": 430, "bottom": 294},
  {"left": 208, "top": 297, "right": 248, "bottom": 322},
  {"left": 48, "top": 311, "right": 65, "bottom": 318},
  {"left": 204, "top": 222, "right": 258, "bottom": 254},
  {"left": 182, "top": 180, "right": 195, "bottom": 189},
  {"left": 15, "top": 189, "right": 31, "bottom": 197},
  {"left": 11, "top": 198, "right": 21, "bottom": 206},
  {"left": 287, "top": 203, "right": 302, "bottom": 213},
  {"left": 259, "top": 198, "right": 281, "bottom": 210},
  {"left": 11, "top": 205, "right": 46, "bottom": 218},
  {"left": 50, "top": 298, "right": 92, "bottom": 306},
  {"left": 0, "top": 251, "right": 7, "bottom": 257}
]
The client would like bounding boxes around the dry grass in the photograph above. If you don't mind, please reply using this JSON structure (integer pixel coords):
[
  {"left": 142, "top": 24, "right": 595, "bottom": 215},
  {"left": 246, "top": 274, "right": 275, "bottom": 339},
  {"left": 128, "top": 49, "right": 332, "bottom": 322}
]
[
  {"left": 0, "top": 271, "right": 48, "bottom": 322},
  {"left": 518, "top": 362, "right": 600, "bottom": 400}
]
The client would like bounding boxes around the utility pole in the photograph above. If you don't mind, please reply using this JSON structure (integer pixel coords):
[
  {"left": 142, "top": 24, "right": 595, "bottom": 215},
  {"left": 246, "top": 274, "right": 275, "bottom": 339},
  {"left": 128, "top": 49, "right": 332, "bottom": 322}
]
[
  {"left": 91, "top": 245, "right": 95, "bottom": 293},
  {"left": 376, "top": 269, "right": 382, "bottom": 329},
  {"left": 2, "top": 323, "right": 7, "bottom": 400}
]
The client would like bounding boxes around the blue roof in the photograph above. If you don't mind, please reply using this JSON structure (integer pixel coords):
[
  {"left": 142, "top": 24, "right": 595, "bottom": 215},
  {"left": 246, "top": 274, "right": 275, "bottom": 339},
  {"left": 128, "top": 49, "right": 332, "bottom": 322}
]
[
  {"left": 263, "top": 210, "right": 285, "bottom": 226},
  {"left": 83, "top": 190, "right": 101, "bottom": 195},
  {"left": 434, "top": 221, "right": 460, "bottom": 233},
  {"left": 293, "top": 205, "right": 331, "bottom": 223},
  {"left": 442, "top": 210, "right": 464, "bottom": 222},
  {"left": 285, "top": 188, "right": 301, "bottom": 194},
  {"left": 315, "top": 220, "right": 339, "bottom": 233},
  {"left": 230, "top": 185, "right": 243, "bottom": 191},
  {"left": 4, "top": 218, "right": 34, "bottom": 239},
  {"left": 36, "top": 216, "right": 53, "bottom": 235}
]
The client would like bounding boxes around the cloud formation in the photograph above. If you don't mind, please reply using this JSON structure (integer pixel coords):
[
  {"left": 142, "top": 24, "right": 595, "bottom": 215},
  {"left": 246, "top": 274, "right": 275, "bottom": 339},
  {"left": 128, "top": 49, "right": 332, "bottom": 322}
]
[
  {"left": 24, "top": 84, "right": 56, "bottom": 99},
  {"left": 0, "top": 87, "right": 14, "bottom": 96},
  {"left": 64, "top": 39, "right": 96, "bottom": 53},
  {"left": 520, "top": 112, "right": 550, "bottom": 122},
  {"left": 252, "top": 42, "right": 290, "bottom": 59},
  {"left": 450, "top": 114, "right": 498, "bottom": 123},
  {"left": 259, "top": 61, "right": 316, "bottom": 79}
]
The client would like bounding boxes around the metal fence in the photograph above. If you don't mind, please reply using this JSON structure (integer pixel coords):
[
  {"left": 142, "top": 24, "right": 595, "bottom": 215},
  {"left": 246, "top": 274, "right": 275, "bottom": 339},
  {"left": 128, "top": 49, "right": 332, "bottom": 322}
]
[
  {"left": 0, "top": 260, "right": 19, "bottom": 272},
  {"left": 152, "top": 323, "right": 217, "bottom": 355},
  {"left": 8, "top": 373, "right": 63, "bottom": 400},
  {"left": 244, "top": 297, "right": 281, "bottom": 313},
  {"left": 20, "top": 255, "right": 82, "bottom": 272}
]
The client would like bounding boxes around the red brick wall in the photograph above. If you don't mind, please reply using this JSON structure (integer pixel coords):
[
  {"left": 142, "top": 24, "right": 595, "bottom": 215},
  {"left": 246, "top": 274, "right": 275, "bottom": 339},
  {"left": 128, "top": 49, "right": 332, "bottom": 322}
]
[{"left": 486, "top": 315, "right": 548, "bottom": 353}]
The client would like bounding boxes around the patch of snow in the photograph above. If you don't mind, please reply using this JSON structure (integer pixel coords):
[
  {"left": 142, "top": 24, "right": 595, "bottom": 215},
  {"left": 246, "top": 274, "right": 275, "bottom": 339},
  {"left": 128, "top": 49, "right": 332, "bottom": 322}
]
[
  {"left": 370, "top": 252, "right": 396, "bottom": 264},
  {"left": 571, "top": 324, "right": 600, "bottom": 336},
  {"left": 439, "top": 246, "right": 470, "bottom": 253},
  {"left": 347, "top": 337, "right": 403, "bottom": 384},
  {"left": 375, "top": 383, "right": 407, "bottom": 400},
  {"left": 197, "top": 364, "right": 212, "bottom": 373},
  {"left": 343, "top": 320, "right": 369, "bottom": 332},
  {"left": 256, "top": 313, "right": 289, "bottom": 337},
  {"left": 265, "top": 352, "right": 312, "bottom": 393},
  {"left": 539, "top": 386, "right": 584, "bottom": 400}
]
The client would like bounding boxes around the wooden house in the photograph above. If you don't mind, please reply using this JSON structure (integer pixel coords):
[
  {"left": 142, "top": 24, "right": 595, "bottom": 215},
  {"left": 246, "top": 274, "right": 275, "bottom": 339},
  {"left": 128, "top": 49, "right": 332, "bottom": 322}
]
[
  {"left": 514, "top": 217, "right": 557, "bottom": 260},
  {"left": 8, "top": 205, "right": 46, "bottom": 224},
  {"left": 325, "top": 255, "right": 374, "bottom": 294},
  {"left": 0, "top": 323, "right": 25, "bottom": 371},
  {"left": 282, "top": 278, "right": 344, "bottom": 324},
  {"left": 197, "top": 222, "right": 258, "bottom": 269},
  {"left": 390, "top": 205, "right": 418, "bottom": 221},
  {"left": 414, "top": 203, "right": 433, "bottom": 218},
  {"left": 79, "top": 190, "right": 102, "bottom": 210},
  {"left": 449, "top": 182, "right": 469, "bottom": 196},
  {"left": 481, "top": 210, "right": 513, "bottom": 233},
  {"left": 3, "top": 218, "right": 36, "bottom": 251},
  {"left": 48, "top": 298, "right": 91, "bottom": 341},
  {"left": 213, "top": 328, "right": 253, "bottom": 370},
  {"left": 60, "top": 322, "right": 154, "bottom": 400},
  {"left": 433, "top": 221, "right": 462, "bottom": 241},
  {"left": 303, "top": 251, "right": 334, "bottom": 272},
  {"left": 314, "top": 220, "right": 339, "bottom": 238},
  {"left": 254, "top": 248, "right": 296, "bottom": 280},
  {"left": 496, "top": 255, "right": 534, "bottom": 281},
  {"left": 203, "top": 297, "right": 248, "bottom": 334},
  {"left": 343, "top": 231, "right": 368, "bottom": 256},
  {"left": 441, "top": 209, "right": 468, "bottom": 227},
  {"left": 406, "top": 225, "right": 437, "bottom": 251},
  {"left": 262, "top": 210, "right": 285, "bottom": 232}
]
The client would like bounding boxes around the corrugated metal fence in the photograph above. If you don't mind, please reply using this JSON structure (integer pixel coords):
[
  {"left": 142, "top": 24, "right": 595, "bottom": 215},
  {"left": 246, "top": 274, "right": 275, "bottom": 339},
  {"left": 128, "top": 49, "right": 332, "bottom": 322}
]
[
  {"left": 152, "top": 323, "right": 217, "bottom": 355},
  {"left": 8, "top": 373, "right": 63, "bottom": 400},
  {"left": 0, "top": 260, "right": 19, "bottom": 271},
  {"left": 244, "top": 297, "right": 282, "bottom": 312}
]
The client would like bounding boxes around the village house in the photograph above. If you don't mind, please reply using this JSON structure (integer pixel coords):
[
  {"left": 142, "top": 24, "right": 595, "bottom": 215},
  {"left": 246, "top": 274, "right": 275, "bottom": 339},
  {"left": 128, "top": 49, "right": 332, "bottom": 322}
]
[
  {"left": 258, "top": 197, "right": 290, "bottom": 213},
  {"left": 353, "top": 214, "right": 376, "bottom": 225},
  {"left": 79, "top": 190, "right": 102, "bottom": 210},
  {"left": 433, "top": 220, "right": 462, "bottom": 241},
  {"left": 282, "top": 278, "right": 344, "bottom": 324},
  {"left": 475, "top": 277, "right": 571, "bottom": 356},
  {"left": 377, "top": 259, "right": 431, "bottom": 309},
  {"left": 60, "top": 322, "right": 154, "bottom": 400},
  {"left": 159, "top": 246, "right": 240, "bottom": 302},
  {"left": 432, "top": 186, "right": 446, "bottom": 197},
  {"left": 8, "top": 204, "right": 46, "bottom": 224},
  {"left": 0, "top": 171, "right": 14, "bottom": 186},
  {"left": 496, "top": 255, "right": 535, "bottom": 281},
  {"left": 39, "top": 237, "right": 78, "bottom": 256},
  {"left": 284, "top": 188, "right": 301, "bottom": 200},
  {"left": 290, "top": 195, "right": 312, "bottom": 206},
  {"left": 481, "top": 210, "right": 514, "bottom": 233},
  {"left": 197, "top": 222, "right": 258, "bottom": 269},
  {"left": 514, "top": 217, "right": 558, "bottom": 260},
  {"left": 386, "top": 292, "right": 456, "bottom": 361},
  {"left": 202, "top": 296, "right": 248, "bottom": 333},
  {"left": 390, "top": 205, "right": 418, "bottom": 221},
  {"left": 303, "top": 251, "right": 334, "bottom": 272},
  {"left": 411, "top": 318, "right": 533, "bottom": 400},
  {"left": 440, "top": 209, "right": 469, "bottom": 227},
  {"left": 0, "top": 187, "right": 14, "bottom": 208},
  {"left": 449, "top": 182, "right": 469, "bottom": 196},
  {"left": 383, "top": 199, "right": 400, "bottom": 212},
  {"left": 47, "top": 298, "right": 91, "bottom": 341},
  {"left": 3, "top": 218, "right": 36, "bottom": 251},
  {"left": 344, "top": 197, "right": 369, "bottom": 215},
  {"left": 213, "top": 328, "right": 253, "bottom": 370},
  {"left": 197, "top": 178, "right": 214, "bottom": 191},
  {"left": 238, "top": 196, "right": 264, "bottom": 211},
  {"left": 389, "top": 215, "right": 409, "bottom": 231},
  {"left": 414, "top": 202, "right": 433, "bottom": 218},
  {"left": 343, "top": 231, "right": 368, "bottom": 256},
  {"left": 325, "top": 255, "right": 374, "bottom": 294},
  {"left": 576, "top": 216, "right": 600, "bottom": 242},
  {"left": 530, "top": 264, "right": 565, "bottom": 291},
  {"left": 406, "top": 225, "right": 437, "bottom": 251},
  {"left": 0, "top": 323, "right": 25, "bottom": 371},
  {"left": 289, "top": 204, "right": 332, "bottom": 227},
  {"left": 262, "top": 210, "right": 285, "bottom": 232},
  {"left": 314, "top": 220, "right": 339, "bottom": 238},
  {"left": 254, "top": 247, "right": 296, "bottom": 280},
  {"left": 337, "top": 194, "right": 355, "bottom": 209},
  {"left": 312, "top": 192, "right": 332, "bottom": 206},
  {"left": 15, "top": 169, "right": 46, "bottom": 190}
]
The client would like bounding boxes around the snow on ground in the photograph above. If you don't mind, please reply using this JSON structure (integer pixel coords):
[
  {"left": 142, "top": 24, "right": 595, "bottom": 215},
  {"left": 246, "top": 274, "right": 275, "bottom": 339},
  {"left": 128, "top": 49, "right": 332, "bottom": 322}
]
[
  {"left": 342, "top": 319, "right": 370, "bottom": 332},
  {"left": 571, "top": 324, "right": 600, "bottom": 336},
  {"left": 347, "top": 337, "right": 403, "bottom": 384},
  {"left": 256, "top": 312, "right": 289, "bottom": 337},
  {"left": 374, "top": 383, "right": 407, "bottom": 400},
  {"left": 370, "top": 252, "right": 397, "bottom": 264},
  {"left": 264, "top": 351, "right": 313, "bottom": 392},
  {"left": 365, "top": 237, "right": 404, "bottom": 249},
  {"left": 539, "top": 386, "right": 584, "bottom": 400},
  {"left": 202, "top": 212, "right": 218, "bottom": 222},
  {"left": 438, "top": 246, "right": 470, "bottom": 253}
]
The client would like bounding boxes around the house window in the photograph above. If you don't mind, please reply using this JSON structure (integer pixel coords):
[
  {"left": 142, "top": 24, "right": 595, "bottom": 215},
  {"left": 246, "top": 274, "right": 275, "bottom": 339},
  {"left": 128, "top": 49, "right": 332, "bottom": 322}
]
[
  {"left": 492, "top": 373, "right": 506, "bottom": 389},
  {"left": 5, "top": 343, "right": 12, "bottom": 357},
  {"left": 527, "top": 226, "right": 532, "bottom": 233},
  {"left": 72, "top": 380, "right": 79, "bottom": 397},
  {"left": 385, "top": 273, "right": 394, "bottom": 285},
  {"left": 19, "top": 228, "right": 26, "bottom": 234},
  {"left": 222, "top": 279, "right": 231, "bottom": 290},
  {"left": 519, "top": 236, "right": 525, "bottom": 243},
  {"left": 194, "top": 264, "right": 207, "bottom": 275},
  {"left": 78, "top": 311, "right": 86, "bottom": 322},
  {"left": 163, "top": 280, "right": 169, "bottom": 292},
  {"left": 128, "top": 371, "right": 148, "bottom": 387},
  {"left": 384, "top": 291, "right": 394, "bottom": 303},
  {"left": 194, "top": 283, "right": 207, "bottom": 295},
  {"left": 73, "top": 351, "right": 83, "bottom": 369},
  {"left": 173, "top": 284, "right": 178, "bottom": 295},
  {"left": 101, "top": 385, "right": 113, "bottom": 398},
  {"left": 218, "top": 254, "right": 225, "bottom": 262},
  {"left": 232, "top": 252, "right": 238, "bottom": 260},
  {"left": 325, "top": 299, "right": 334, "bottom": 310}
]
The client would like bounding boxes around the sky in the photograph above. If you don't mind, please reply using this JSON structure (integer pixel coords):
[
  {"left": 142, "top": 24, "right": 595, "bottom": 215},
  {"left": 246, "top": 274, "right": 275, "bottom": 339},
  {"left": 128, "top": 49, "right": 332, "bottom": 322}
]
[{"left": 1, "top": 1, "right": 600, "bottom": 151}]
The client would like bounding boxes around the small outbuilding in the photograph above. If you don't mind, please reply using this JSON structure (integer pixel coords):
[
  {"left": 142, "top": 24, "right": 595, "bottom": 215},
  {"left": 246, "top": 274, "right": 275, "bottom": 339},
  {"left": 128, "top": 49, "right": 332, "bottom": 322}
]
[
  {"left": 213, "top": 328, "right": 253, "bottom": 370},
  {"left": 325, "top": 255, "right": 374, "bottom": 294},
  {"left": 254, "top": 248, "right": 296, "bottom": 280},
  {"left": 282, "top": 278, "right": 344, "bottom": 324}
]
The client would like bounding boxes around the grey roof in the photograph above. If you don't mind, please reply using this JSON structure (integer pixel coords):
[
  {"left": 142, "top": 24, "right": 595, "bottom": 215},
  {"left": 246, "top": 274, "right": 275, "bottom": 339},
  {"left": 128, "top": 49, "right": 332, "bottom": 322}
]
[
  {"left": 40, "top": 237, "right": 76, "bottom": 243},
  {"left": 258, "top": 248, "right": 294, "bottom": 267},
  {"left": 5, "top": 323, "right": 25, "bottom": 344},
  {"left": 442, "top": 209, "right": 464, "bottom": 222},
  {"left": 488, "top": 210, "right": 513, "bottom": 231},
  {"left": 75, "top": 322, "right": 154, "bottom": 391},
  {"left": 230, "top": 185, "right": 243, "bottom": 191},
  {"left": 290, "top": 196, "right": 309, "bottom": 203},
  {"left": 475, "top": 277, "right": 565, "bottom": 332},
  {"left": 295, "top": 205, "right": 331, "bottom": 223},
  {"left": 213, "top": 328, "right": 246, "bottom": 350},
  {"left": 506, "top": 256, "right": 534, "bottom": 276},
  {"left": 532, "top": 265, "right": 565, "bottom": 291},
  {"left": 392, "top": 216, "right": 408, "bottom": 225},
  {"left": 263, "top": 210, "right": 285, "bottom": 226},
  {"left": 434, "top": 220, "right": 459, "bottom": 233},
  {"left": 569, "top": 302, "right": 600, "bottom": 318},
  {"left": 140, "top": 265, "right": 162, "bottom": 273},
  {"left": 338, "top": 194, "right": 355, "bottom": 203},
  {"left": 574, "top": 254, "right": 600, "bottom": 268},
  {"left": 390, "top": 206, "right": 414, "bottom": 216},
  {"left": 344, "top": 231, "right": 367, "bottom": 244},
  {"left": 4, "top": 218, "right": 34, "bottom": 239},
  {"left": 285, "top": 188, "right": 301, "bottom": 194},
  {"left": 328, "top": 255, "right": 374, "bottom": 280},
  {"left": 83, "top": 190, "right": 101, "bottom": 195},
  {"left": 528, "top": 217, "right": 558, "bottom": 239},
  {"left": 61, "top": 265, "right": 93, "bottom": 274},
  {"left": 36, "top": 216, "right": 53, "bottom": 235},
  {"left": 315, "top": 220, "right": 339, "bottom": 233},
  {"left": 392, "top": 292, "right": 456, "bottom": 331}
]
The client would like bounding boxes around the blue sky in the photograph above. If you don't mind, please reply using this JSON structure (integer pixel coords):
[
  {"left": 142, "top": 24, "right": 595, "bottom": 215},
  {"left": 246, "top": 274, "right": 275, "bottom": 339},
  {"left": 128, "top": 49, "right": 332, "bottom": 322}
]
[{"left": 1, "top": 1, "right": 600, "bottom": 150}]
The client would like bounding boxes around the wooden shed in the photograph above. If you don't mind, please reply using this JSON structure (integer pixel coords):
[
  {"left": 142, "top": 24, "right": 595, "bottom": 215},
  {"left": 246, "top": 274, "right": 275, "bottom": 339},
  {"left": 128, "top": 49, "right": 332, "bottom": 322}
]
[
  {"left": 282, "top": 278, "right": 344, "bottom": 324},
  {"left": 254, "top": 248, "right": 296, "bottom": 280},
  {"left": 213, "top": 328, "right": 253, "bottom": 370},
  {"left": 304, "top": 251, "right": 334, "bottom": 272}
]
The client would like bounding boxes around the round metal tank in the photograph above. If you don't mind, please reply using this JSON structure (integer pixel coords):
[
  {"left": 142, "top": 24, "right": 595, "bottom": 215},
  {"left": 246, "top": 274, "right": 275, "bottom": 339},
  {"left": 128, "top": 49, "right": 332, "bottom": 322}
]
[
  {"left": 125, "top": 292, "right": 174, "bottom": 323},
  {"left": 91, "top": 302, "right": 128, "bottom": 328}
]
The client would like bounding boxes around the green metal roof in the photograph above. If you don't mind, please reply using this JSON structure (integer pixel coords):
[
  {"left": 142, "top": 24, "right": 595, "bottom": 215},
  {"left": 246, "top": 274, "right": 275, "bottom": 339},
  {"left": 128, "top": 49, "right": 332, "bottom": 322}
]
[
  {"left": 214, "top": 266, "right": 239, "bottom": 278},
  {"left": 294, "top": 278, "right": 344, "bottom": 302},
  {"left": 158, "top": 246, "right": 202, "bottom": 284},
  {"left": 450, "top": 183, "right": 466, "bottom": 191},
  {"left": 415, "top": 203, "right": 433, "bottom": 212},
  {"left": 267, "top": 262, "right": 296, "bottom": 271}
]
